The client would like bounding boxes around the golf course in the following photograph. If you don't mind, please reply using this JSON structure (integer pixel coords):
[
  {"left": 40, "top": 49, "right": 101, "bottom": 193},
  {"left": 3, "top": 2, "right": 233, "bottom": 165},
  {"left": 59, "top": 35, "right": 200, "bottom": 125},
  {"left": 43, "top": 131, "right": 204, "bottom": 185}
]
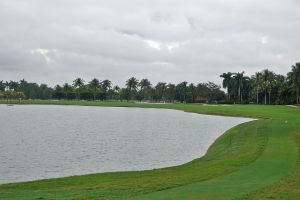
[{"left": 0, "top": 100, "right": 299, "bottom": 200}]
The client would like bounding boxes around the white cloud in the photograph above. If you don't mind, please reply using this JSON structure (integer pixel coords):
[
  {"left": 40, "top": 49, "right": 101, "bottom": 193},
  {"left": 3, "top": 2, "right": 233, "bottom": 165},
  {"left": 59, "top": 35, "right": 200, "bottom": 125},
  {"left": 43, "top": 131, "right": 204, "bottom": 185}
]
[
  {"left": 30, "top": 48, "right": 52, "bottom": 63},
  {"left": 167, "top": 42, "right": 180, "bottom": 52},
  {"left": 261, "top": 36, "right": 269, "bottom": 45},
  {"left": 144, "top": 40, "right": 162, "bottom": 50}
]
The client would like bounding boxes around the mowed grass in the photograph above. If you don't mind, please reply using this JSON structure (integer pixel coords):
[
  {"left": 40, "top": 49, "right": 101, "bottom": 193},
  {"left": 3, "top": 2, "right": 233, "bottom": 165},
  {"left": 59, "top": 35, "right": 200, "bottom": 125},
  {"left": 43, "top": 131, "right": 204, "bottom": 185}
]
[{"left": 0, "top": 100, "right": 299, "bottom": 200}]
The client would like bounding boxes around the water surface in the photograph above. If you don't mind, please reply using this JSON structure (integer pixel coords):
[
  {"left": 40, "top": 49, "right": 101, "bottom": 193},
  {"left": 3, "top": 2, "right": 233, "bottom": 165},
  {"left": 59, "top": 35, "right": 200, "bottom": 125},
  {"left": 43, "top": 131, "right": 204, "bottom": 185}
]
[{"left": 0, "top": 104, "right": 252, "bottom": 184}]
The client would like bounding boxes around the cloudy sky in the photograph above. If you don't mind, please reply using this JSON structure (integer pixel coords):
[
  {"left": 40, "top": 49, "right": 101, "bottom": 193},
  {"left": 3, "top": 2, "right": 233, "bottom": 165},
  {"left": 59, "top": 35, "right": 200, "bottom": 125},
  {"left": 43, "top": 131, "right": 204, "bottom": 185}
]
[{"left": 0, "top": 0, "right": 299, "bottom": 86}]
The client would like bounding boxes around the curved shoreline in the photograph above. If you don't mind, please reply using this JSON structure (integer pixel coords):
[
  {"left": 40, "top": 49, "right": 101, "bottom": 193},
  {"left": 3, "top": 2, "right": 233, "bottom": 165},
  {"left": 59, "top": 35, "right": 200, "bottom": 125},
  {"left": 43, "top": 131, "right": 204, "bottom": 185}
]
[{"left": 0, "top": 100, "right": 299, "bottom": 200}]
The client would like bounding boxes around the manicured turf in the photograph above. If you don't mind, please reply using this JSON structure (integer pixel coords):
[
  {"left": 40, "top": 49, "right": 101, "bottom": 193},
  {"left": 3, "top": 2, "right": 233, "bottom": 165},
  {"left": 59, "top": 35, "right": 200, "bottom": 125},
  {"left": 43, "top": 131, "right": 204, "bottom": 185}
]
[{"left": 0, "top": 100, "right": 299, "bottom": 200}]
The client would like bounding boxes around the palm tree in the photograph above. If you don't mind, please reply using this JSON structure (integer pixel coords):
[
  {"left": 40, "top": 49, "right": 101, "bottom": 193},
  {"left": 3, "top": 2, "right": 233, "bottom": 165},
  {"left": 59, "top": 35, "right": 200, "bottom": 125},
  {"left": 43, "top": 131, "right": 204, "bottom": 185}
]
[
  {"left": 268, "top": 78, "right": 276, "bottom": 105},
  {"left": 101, "top": 79, "right": 112, "bottom": 100},
  {"left": 73, "top": 78, "right": 84, "bottom": 88},
  {"left": 112, "top": 85, "right": 120, "bottom": 100},
  {"left": 165, "top": 83, "right": 176, "bottom": 102},
  {"left": 177, "top": 81, "right": 188, "bottom": 103},
  {"left": 126, "top": 77, "right": 138, "bottom": 91},
  {"left": 4, "top": 81, "right": 9, "bottom": 91},
  {"left": 155, "top": 82, "right": 167, "bottom": 102},
  {"left": 188, "top": 83, "right": 196, "bottom": 103},
  {"left": 261, "top": 69, "right": 275, "bottom": 104},
  {"left": 139, "top": 79, "right": 151, "bottom": 90},
  {"left": 126, "top": 77, "right": 139, "bottom": 100},
  {"left": 233, "top": 72, "right": 245, "bottom": 103},
  {"left": 88, "top": 78, "right": 100, "bottom": 100},
  {"left": 73, "top": 78, "right": 85, "bottom": 99},
  {"left": 63, "top": 83, "right": 72, "bottom": 99},
  {"left": 220, "top": 72, "right": 233, "bottom": 101},
  {"left": 5, "top": 80, "right": 19, "bottom": 91},
  {"left": 252, "top": 72, "right": 263, "bottom": 104},
  {"left": 101, "top": 79, "right": 112, "bottom": 91},
  {"left": 287, "top": 63, "right": 300, "bottom": 104},
  {"left": 0, "top": 80, "right": 5, "bottom": 91},
  {"left": 139, "top": 79, "right": 151, "bottom": 101},
  {"left": 53, "top": 85, "right": 64, "bottom": 99}
]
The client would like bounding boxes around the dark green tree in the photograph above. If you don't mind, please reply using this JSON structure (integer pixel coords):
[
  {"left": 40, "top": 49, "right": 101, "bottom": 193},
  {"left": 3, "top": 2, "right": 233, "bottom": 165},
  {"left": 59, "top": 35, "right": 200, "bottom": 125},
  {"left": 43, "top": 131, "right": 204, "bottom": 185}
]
[
  {"left": 220, "top": 72, "right": 233, "bottom": 101},
  {"left": 287, "top": 63, "right": 300, "bottom": 104},
  {"left": 88, "top": 78, "right": 100, "bottom": 100},
  {"left": 126, "top": 77, "right": 139, "bottom": 100},
  {"left": 73, "top": 78, "right": 85, "bottom": 99}
]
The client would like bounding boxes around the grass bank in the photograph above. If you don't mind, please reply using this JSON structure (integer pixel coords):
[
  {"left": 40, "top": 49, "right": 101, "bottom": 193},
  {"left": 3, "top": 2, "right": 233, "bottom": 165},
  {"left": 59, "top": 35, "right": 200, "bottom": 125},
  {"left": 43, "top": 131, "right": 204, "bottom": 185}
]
[{"left": 0, "top": 100, "right": 299, "bottom": 200}]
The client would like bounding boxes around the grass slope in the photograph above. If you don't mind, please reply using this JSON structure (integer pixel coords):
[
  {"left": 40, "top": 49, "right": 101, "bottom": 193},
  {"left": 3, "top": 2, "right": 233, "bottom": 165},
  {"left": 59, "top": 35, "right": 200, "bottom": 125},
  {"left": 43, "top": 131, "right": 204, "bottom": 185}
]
[{"left": 0, "top": 100, "right": 299, "bottom": 200}]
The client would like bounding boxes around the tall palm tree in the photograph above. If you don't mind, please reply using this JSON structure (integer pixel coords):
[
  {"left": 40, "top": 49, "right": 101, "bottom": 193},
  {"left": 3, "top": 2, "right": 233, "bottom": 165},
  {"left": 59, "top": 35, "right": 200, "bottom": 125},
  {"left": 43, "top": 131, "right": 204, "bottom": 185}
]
[
  {"left": 89, "top": 78, "right": 100, "bottom": 100},
  {"left": 252, "top": 72, "right": 263, "bottom": 104},
  {"left": 63, "top": 83, "right": 72, "bottom": 99},
  {"left": 126, "top": 77, "right": 139, "bottom": 100},
  {"left": 166, "top": 83, "right": 176, "bottom": 102},
  {"left": 177, "top": 81, "right": 188, "bottom": 103},
  {"left": 155, "top": 82, "right": 167, "bottom": 102},
  {"left": 73, "top": 78, "right": 85, "bottom": 99},
  {"left": 100, "top": 79, "right": 112, "bottom": 100},
  {"left": 4, "top": 81, "right": 9, "bottom": 91},
  {"left": 5, "top": 80, "right": 19, "bottom": 91},
  {"left": 268, "top": 78, "right": 276, "bottom": 105},
  {"left": 138, "top": 79, "right": 151, "bottom": 101},
  {"left": 220, "top": 72, "right": 233, "bottom": 100},
  {"left": 0, "top": 80, "right": 5, "bottom": 91},
  {"left": 188, "top": 83, "right": 196, "bottom": 103},
  {"left": 73, "top": 78, "right": 84, "bottom": 88},
  {"left": 112, "top": 85, "right": 120, "bottom": 100},
  {"left": 139, "top": 79, "right": 151, "bottom": 90},
  {"left": 233, "top": 72, "right": 245, "bottom": 103},
  {"left": 287, "top": 63, "right": 300, "bottom": 104},
  {"left": 126, "top": 77, "right": 138, "bottom": 91},
  {"left": 101, "top": 79, "right": 112, "bottom": 92},
  {"left": 261, "top": 69, "right": 275, "bottom": 104}
]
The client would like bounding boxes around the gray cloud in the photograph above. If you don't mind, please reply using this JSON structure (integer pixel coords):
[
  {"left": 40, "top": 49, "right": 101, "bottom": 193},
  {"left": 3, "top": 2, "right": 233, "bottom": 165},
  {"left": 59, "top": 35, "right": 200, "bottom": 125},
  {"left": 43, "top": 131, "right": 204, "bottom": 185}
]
[{"left": 0, "top": 0, "right": 299, "bottom": 86}]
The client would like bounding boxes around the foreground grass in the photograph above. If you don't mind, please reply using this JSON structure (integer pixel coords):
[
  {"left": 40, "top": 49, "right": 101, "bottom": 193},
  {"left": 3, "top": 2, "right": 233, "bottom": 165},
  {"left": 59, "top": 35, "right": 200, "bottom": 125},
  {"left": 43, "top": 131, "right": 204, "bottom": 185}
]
[{"left": 0, "top": 100, "right": 299, "bottom": 200}]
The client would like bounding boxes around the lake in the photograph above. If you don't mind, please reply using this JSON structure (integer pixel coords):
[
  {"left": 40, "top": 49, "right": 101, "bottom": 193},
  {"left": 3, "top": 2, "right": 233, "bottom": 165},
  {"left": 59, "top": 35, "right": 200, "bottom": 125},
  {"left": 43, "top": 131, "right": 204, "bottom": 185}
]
[{"left": 0, "top": 104, "right": 252, "bottom": 184}]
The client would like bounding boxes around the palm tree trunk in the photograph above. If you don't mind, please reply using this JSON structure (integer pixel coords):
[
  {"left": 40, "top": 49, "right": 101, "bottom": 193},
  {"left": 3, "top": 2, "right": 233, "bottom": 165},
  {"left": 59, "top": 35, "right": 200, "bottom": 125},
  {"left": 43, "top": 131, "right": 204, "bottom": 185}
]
[
  {"left": 264, "top": 91, "right": 267, "bottom": 105},
  {"left": 269, "top": 91, "right": 271, "bottom": 105},
  {"left": 241, "top": 92, "right": 243, "bottom": 104},
  {"left": 256, "top": 91, "right": 259, "bottom": 104},
  {"left": 227, "top": 89, "right": 230, "bottom": 101},
  {"left": 238, "top": 86, "right": 241, "bottom": 104},
  {"left": 297, "top": 87, "right": 299, "bottom": 105}
]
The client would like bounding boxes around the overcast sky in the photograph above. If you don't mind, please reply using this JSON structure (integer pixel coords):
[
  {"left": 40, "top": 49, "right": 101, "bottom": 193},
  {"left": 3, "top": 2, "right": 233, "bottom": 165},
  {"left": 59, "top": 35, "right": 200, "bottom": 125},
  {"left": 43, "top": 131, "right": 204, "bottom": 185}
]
[{"left": 0, "top": 0, "right": 299, "bottom": 87}]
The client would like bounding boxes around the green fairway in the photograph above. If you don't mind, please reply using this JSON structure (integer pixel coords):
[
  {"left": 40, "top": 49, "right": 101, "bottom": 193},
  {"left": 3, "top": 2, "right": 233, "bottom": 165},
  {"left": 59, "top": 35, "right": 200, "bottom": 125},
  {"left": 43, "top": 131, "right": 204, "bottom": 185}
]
[{"left": 0, "top": 100, "right": 299, "bottom": 200}]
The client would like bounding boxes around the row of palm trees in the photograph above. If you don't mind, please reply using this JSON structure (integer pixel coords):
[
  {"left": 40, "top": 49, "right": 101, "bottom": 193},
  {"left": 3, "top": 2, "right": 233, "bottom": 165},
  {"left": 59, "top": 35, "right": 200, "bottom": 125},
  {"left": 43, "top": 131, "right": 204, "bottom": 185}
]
[
  {"left": 220, "top": 63, "right": 300, "bottom": 104},
  {"left": 0, "top": 80, "right": 19, "bottom": 91},
  {"left": 220, "top": 72, "right": 248, "bottom": 103},
  {"left": 51, "top": 77, "right": 224, "bottom": 103},
  {"left": 1, "top": 63, "right": 299, "bottom": 104}
]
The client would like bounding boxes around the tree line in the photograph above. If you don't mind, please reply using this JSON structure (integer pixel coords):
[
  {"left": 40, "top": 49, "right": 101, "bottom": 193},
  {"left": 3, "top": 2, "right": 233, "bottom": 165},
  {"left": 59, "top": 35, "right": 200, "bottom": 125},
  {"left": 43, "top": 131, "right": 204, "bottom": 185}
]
[
  {"left": 220, "top": 63, "right": 300, "bottom": 104},
  {"left": 0, "top": 63, "right": 299, "bottom": 104},
  {"left": 0, "top": 77, "right": 225, "bottom": 103}
]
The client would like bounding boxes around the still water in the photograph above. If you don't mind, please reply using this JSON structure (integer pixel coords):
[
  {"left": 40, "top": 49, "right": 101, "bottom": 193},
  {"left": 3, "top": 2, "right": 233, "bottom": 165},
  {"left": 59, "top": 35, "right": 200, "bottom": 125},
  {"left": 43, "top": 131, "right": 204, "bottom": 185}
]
[{"left": 0, "top": 104, "right": 252, "bottom": 184}]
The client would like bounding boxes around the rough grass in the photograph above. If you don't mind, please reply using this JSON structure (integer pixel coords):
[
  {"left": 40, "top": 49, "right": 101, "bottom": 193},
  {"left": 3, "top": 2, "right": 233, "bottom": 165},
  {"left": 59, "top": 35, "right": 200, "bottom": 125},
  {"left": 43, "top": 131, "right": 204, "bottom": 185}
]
[{"left": 0, "top": 100, "right": 299, "bottom": 200}]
